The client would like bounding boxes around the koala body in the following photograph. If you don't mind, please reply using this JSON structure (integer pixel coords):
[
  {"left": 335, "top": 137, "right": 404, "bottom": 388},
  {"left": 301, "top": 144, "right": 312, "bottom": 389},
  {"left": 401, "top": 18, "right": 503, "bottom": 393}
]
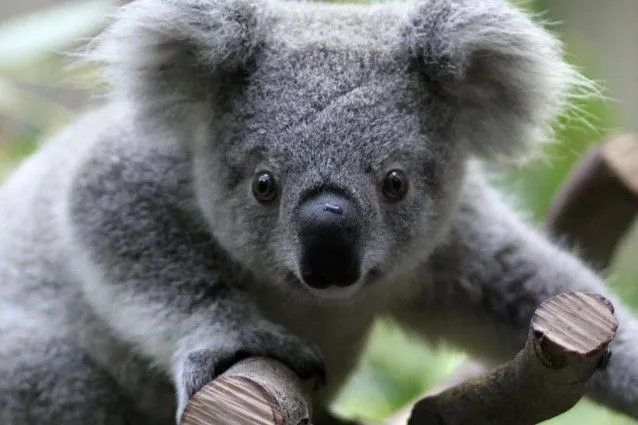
[{"left": 1, "top": 0, "right": 638, "bottom": 424}]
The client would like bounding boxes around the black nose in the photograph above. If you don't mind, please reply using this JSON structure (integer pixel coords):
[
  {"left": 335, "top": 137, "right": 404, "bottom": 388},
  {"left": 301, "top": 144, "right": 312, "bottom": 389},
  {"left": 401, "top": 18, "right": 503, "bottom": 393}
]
[{"left": 296, "top": 192, "right": 361, "bottom": 289}]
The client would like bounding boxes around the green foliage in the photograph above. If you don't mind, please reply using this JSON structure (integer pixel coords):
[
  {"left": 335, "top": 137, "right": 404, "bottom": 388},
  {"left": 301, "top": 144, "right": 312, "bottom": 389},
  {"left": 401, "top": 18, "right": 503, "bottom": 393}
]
[
  {"left": 0, "top": 2, "right": 636, "bottom": 425},
  {"left": 333, "top": 321, "right": 468, "bottom": 421}
]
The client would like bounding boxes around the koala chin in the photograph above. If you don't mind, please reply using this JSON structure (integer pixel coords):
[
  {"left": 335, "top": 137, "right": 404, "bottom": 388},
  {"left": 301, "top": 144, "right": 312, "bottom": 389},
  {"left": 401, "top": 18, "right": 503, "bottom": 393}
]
[{"left": 1, "top": 0, "right": 638, "bottom": 424}]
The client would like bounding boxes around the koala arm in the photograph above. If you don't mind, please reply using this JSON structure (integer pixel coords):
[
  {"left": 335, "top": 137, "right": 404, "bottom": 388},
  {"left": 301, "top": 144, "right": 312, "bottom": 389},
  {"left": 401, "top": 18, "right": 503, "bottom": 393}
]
[
  {"left": 65, "top": 141, "right": 323, "bottom": 422},
  {"left": 392, "top": 165, "right": 638, "bottom": 418}
]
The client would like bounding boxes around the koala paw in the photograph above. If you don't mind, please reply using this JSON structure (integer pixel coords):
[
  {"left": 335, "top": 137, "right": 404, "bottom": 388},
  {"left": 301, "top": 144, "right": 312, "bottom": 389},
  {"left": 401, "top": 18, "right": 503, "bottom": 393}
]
[{"left": 174, "top": 323, "right": 325, "bottom": 422}]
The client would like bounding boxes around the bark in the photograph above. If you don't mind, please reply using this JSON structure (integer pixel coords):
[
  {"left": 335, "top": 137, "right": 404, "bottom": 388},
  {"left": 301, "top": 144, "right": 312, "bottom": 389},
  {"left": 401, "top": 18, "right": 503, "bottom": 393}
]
[
  {"left": 179, "top": 358, "right": 313, "bottom": 425},
  {"left": 402, "top": 292, "right": 617, "bottom": 425},
  {"left": 545, "top": 133, "right": 638, "bottom": 269}
]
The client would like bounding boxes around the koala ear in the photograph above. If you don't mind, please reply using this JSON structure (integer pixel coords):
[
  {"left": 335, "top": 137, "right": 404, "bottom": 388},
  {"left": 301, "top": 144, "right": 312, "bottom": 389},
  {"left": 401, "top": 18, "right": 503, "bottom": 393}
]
[
  {"left": 86, "top": 0, "right": 271, "bottom": 121},
  {"left": 403, "top": 0, "right": 589, "bottom": 162}
]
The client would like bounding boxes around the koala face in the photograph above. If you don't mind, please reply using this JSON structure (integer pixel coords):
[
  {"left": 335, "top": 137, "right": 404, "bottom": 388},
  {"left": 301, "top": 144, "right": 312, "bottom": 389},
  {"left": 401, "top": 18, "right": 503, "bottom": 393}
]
[
  {"left": 94, "top": 0, "right": 580, "bottom": 298},
  {"left": 190, "top": 10, "right": 468, "bottom": 299},
  {"left": 195, "top": 84, "right": 466, "bottom": 297}
]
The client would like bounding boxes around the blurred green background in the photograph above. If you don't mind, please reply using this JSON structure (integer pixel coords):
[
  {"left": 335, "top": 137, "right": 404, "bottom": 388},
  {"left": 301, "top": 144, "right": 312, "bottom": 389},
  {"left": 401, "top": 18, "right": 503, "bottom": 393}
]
[{"left": 1, "top": 0, "right": 637, "bottom": 424}]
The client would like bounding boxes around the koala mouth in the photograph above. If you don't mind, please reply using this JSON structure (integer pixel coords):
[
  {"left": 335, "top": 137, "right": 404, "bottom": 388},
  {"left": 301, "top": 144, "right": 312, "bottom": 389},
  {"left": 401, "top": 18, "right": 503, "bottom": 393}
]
[{"left": 285, "top": 267, "right": 383, "bottom": 298}]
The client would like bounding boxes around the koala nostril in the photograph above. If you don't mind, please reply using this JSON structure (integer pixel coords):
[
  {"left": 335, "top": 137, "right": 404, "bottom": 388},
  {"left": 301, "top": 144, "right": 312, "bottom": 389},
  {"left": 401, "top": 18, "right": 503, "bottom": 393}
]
[{"left": 296, "top": 191, "right": 362, "bottom": 289}]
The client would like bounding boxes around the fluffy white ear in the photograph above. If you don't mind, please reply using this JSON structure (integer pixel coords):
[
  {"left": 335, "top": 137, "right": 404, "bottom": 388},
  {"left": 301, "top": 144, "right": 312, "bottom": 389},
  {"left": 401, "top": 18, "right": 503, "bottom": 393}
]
[
  {"left": 86, "top": 0, "right": 272, "bottom": 121},
  {"left": 403, "top": 0, "right": 589, "bottom": 162}
]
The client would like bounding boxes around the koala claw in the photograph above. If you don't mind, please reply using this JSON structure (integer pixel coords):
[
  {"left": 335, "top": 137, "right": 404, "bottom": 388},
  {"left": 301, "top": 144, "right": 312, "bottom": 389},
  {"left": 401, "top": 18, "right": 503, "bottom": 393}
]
[
  {"left": 174, "top": 325, "right": 325, "bottom": 423},
  {"left": 239, "top": 326, "right": 327, "bottom": 386}
]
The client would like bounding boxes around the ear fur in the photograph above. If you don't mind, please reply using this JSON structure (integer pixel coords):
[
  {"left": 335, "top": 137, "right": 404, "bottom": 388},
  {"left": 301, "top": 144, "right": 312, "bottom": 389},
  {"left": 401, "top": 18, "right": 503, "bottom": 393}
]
[
  {"left": 403, "top": 0, "right": 591, "bottom": 162},
  {"left": 86, "top": 0, "right": 272, "bottom": 122}
]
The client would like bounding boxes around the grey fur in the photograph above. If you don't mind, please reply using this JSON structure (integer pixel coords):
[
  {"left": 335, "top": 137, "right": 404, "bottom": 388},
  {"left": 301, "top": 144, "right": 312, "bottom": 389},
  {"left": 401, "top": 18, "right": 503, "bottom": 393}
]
[{"left": 0, "top": 0, "right": 635, "bottom": 424}]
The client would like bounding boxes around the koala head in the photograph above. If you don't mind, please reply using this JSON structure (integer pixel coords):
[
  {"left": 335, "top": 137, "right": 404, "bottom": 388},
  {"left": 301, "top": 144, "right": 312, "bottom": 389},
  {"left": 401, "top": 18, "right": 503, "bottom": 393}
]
[{"left": 90, "top": 0, "right": 584, "bottom": 299}]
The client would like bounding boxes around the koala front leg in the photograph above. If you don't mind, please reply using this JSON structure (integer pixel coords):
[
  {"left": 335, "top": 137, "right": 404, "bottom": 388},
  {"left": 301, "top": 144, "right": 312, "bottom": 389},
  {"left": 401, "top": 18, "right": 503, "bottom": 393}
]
[
  {"left": 393, "top": 169, "right": 638, "bottom": 418},
  {"left": 169, "top": 298, "right": 325, "bottom": 420},
  {"left": 67, "top": 157, "right": 324, "bottom": 423}
]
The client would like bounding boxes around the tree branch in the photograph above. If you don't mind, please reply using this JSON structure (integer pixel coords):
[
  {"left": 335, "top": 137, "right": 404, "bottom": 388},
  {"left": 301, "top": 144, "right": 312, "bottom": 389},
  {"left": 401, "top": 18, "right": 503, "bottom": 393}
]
[
  {"left": 403, "top": 292, "right": 617, "bottom": 425},
  {"left": 179, "top": 358, "right": 313, "bottom": 425},
  {"left": 545, "top": 133, "right": 638, "bottom": 269}
]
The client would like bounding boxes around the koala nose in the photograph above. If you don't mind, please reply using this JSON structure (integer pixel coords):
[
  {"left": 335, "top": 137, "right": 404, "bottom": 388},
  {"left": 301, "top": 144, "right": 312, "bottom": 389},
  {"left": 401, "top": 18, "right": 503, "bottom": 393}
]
[{"left": 296, "top": 192, "right": 361, "bottom": 289}]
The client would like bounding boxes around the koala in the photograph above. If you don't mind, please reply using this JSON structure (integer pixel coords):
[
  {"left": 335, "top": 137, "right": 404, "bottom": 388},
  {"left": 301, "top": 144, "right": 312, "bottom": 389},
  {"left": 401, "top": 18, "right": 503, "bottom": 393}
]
[{"left": 1, "top": 0, "right": 637, "bottom": 424}]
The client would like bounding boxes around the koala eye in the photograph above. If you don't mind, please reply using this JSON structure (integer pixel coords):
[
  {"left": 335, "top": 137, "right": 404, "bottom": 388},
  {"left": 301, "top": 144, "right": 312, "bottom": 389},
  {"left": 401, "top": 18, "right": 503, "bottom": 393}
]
[
  {"left": 252, "top": 171, "right": 278, "bottom": 203},
  {"left": 382, "top": 169, "right": 409, "bottom": 201}
]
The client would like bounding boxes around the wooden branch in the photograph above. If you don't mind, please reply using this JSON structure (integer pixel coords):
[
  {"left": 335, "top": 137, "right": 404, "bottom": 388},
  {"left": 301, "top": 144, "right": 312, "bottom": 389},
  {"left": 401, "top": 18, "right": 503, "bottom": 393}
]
[
  {"left": 545, "top": 133, "right": 638, "bottom": 269},
  {"left": 179, "top": 358, "right": 313, "bottom": 425},
  {"left": 404, "top": 292, "right": 617, "bottom": 425}
]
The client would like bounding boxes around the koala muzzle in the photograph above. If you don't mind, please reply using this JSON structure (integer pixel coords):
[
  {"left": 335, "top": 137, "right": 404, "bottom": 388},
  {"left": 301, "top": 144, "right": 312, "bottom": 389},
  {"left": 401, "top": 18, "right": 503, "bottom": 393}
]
[{"left": 296, "top": 192, "right": 362, "bottom": 289}]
